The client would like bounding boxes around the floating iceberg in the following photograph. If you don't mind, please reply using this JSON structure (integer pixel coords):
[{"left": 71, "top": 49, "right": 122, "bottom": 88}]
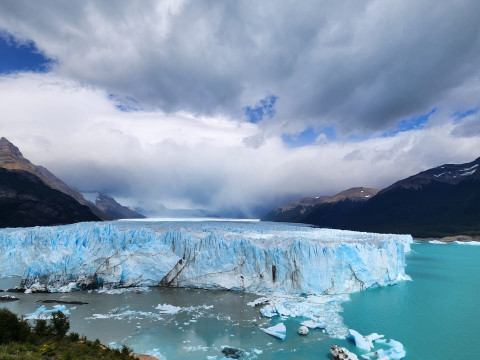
[
  {"left": 261, "top": 322, "right": 286, "bottom": 340},
  {"left": 347, "top": 329, "right": 374, "bottom": 351},
  {"left": 96, "top": 286, "right": 151, "bottom": 295},
  {"left": 155, "top": 304, "right": 182, "bottom": 314},
  {"left": 301, "top": 320, "right": 324, "bottom": 329},
  {"left": 25, "top": 305, "right": 70, "bottom": 320},
  {"left": 455, "top": 241, "right": 480, "bottom": 246},
  {"left": 348, "top": 329, "right": 406, "bottom": 360},
  {"left": 0, "top": 221, "right": 412, "bottom": 296},
  {"left": 362, "top": 339, "right": 406, "bottom": 360},
  {"left": 254, "top": 294, "right": 349, "bottom": 337},
  {"left": 428, "top": 240, "right": 447, "bottom": 245}
]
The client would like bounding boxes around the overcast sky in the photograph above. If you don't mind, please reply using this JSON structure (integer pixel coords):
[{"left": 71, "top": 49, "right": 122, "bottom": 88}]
[{"left": 0, "top": 0, "right": 479, "bottom": 216}]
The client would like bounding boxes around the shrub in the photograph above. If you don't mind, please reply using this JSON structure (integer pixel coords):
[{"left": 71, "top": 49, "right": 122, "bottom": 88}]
[
  {"left": 40, "top": 342, "right": 56, "bottom": 356},
  {"left": 59, "top": 349, "right": 74, "bottom": 360},
  {"left": 68, "top": 332, "right": 80, "bottom": 341},
  {"left": 121, "top": 344, "right": 133, "bottom": 356}
]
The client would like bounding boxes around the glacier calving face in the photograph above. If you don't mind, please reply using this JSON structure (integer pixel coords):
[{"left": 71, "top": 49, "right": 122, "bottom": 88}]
[{"left": 0, "top": 221, "right": 412, "bottom": 295}]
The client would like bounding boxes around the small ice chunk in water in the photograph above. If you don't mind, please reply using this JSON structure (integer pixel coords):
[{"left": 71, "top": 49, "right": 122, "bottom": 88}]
[
  {"left": 365, "top": 333, "right": 384, "bottom": 342},
  {"left": 361, "top": 337, "right": 406, "bottom": 359},
  {"left": 247, "top": 297, "right": 269, "bottom": 307},
  {"left": 261, "top": 323, "right": 286, "bottom": 340},
  {"left": 301, "top": 320, "right": 324, "bottom": 329},
  {"left": 155, "top": 303, "right": 182, "bottom": 314},
  {"left": 455, "top": 241, "right": 480, "bottom": 246},
  {"left": 347, "top": 329, "right": 373, "bottom": 351}
]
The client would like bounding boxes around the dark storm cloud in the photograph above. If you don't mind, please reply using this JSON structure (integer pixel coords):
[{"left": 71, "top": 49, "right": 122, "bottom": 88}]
[
  {"left": 1, "top": 1, "right": 480, "bottom": 215},
  {"left": 1, "top": 0, "right": 480, "bottom": 136}
]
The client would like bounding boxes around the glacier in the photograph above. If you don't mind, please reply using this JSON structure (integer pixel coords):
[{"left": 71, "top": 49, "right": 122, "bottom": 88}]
[{"left": 0, "top": 220, "right": 412, "bottom": 295}]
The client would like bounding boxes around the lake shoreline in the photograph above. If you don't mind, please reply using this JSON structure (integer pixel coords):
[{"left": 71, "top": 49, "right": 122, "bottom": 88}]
[{"left": 414, "top": 234, "right": 480, "bottom": 243}]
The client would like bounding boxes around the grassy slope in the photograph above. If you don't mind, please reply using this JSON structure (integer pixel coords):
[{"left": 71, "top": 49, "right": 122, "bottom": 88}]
[{"left": 0, "top": 340, "right": 135, "bottom": 360}]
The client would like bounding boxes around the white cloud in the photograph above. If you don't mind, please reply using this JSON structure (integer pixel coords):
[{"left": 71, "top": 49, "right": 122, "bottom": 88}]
[{"left": 0, "top": 73, "right": 479, "bottom": 216}]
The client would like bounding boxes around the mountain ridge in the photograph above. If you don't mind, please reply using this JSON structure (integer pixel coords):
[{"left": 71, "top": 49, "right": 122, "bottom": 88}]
[
  {"left": 0, "top": 137, "right": 102, "bottom": 227},
  {"left": 263, "top": 157, "right": 480, "bottom": 238},
  {"left": 262, "top": 187, "right": 379, "bottom": 222},
  {"left": 0, "top": 168, "right": 100, "bottom": 227},
  {"left": 82, "top": 191, "right": 145, "bottom": 219},
  {"left": 0, "top": 137, "right": 88, "bottom": 205}
]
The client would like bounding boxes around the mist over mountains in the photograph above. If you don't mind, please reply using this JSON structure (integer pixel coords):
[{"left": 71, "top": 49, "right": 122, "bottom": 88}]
[
  {"left": 1, "top": 135, "right": 479, "bottom": 237},
  {"left": 0, "top": 137, "right": 143, "bottom": 227}
]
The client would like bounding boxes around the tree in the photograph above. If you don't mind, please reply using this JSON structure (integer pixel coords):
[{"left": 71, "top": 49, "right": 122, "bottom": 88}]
[
  {"left": 34, "top": 318, "right": 49, "bottom": 336},
  {"left": 49, "top": 311, "right": 70, "bottom": 338},
  {"left": 0, "top": 308, "right": 31, "bottom": 343}
]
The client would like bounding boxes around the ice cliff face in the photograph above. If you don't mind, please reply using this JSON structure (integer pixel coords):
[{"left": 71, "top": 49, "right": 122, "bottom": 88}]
[{"left": 0, "top": 221, "right": 412, "bottom": 294}]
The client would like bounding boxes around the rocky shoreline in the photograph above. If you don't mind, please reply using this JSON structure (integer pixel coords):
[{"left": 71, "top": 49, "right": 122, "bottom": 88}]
[
  {"left": 133, "top": 354, "right": 160, "bottom": 360},
  {"left": 416, "top": 235, "right": 480, "bottom": 243}
]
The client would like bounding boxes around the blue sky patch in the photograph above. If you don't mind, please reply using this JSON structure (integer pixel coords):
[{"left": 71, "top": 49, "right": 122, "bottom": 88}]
[
  {"left": 282, "top": 125, "right": 336, "bottom": 148},
  {"left": 452, "top": 107, "right": 479, "bottom": 121},
  {"left": 347, "top": 133, "right": 371, "bottom": 142},
  {"left": 244, "top": 95, "right": 278, "bottom": 123},
  {"left": 108, "top": 94, "right": 142, "bottom": 112},
  {"left": 382, "top": 108, "right": 436, "bottom": 137},
  {"left": 0, "top": 32, "right": 53, "bottom": 74}
]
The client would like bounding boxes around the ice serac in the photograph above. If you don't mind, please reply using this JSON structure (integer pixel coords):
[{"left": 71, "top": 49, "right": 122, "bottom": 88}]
[{"left": 0, "top": 221, "right": 412, "bottom": 295}]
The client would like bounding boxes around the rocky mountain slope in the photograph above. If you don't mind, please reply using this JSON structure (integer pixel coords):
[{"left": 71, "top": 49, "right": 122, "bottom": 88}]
[
  {"left": 263, "top": 158, "right": 480, "bottom": 238},
  {"left": 82, "top": 192, "right": 145, "bottom": 219},
  {"left": 339, "top": 157, "right": 480, "bottom": 237},
  {"left": 0, "top": 137, "right": 112, "bottom": 220},
  {"left": 0, "top": 168, "right": 100, "bottom": 227},
  {"left": 262, "top": 187, "right": 379, "bottom": 223},
  {"left": 1, "top": 137, "right": 87, "bottom": 205},
  {"left": 0, "top": 137, "right": 101, "bottom": 227}
]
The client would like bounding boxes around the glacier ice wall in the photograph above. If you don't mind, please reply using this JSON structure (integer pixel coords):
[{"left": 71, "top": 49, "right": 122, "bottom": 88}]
[{"left": 0, "top": 221, "right": 412, "bottom": 294}]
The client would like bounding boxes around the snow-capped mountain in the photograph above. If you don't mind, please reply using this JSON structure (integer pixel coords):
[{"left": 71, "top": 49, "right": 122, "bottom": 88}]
[
  {"left": 262, "top": 187, "right": 379, "bottom": 223},
  {"left": 264, "top": 157, "right": 480, "bottom": 238},
  {"left": 381, "top": 157, "right": 480, "bottom": 191}
]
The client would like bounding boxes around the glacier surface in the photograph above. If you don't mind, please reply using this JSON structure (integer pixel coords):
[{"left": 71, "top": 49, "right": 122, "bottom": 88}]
[{"left": 0, "top": 221, "right": 412, "bottom": 295}]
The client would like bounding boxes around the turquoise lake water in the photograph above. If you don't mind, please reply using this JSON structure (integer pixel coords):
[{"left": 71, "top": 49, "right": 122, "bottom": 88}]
[
  {"left": 343, "top": 241, "right": 480, "bottom": 360},
  {"left": 1, "top": 241, "right": 478, "bottom": 359}
]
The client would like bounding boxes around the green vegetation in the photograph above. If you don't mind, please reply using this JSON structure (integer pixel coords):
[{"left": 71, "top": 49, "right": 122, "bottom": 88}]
[{"left": 0, "top": 308, "right": 135, "bottom": 360}]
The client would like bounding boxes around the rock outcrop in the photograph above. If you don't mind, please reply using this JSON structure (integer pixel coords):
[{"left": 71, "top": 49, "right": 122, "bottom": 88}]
[{"left": 330, "top": 344, "right": 359, "bottom": 360}]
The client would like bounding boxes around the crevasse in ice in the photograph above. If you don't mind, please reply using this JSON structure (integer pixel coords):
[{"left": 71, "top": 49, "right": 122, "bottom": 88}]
[{"left": 0, "top": 221, "right": 412, "bottom": 294}]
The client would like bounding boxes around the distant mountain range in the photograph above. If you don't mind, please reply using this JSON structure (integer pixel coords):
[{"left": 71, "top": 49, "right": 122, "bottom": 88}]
[
  {"left": 262, "top": 158, "right": 480, "bottom": 238},
  {"left": 0, "top": 137, "right": 143, "bottom": 228},
  {"left": 82, "top": 192, "right": 145, "bottom": 220},
  {"left": 263, "top": 187, "right": 379, "bottom": 223},
  {"left": 133, "top": 202, "right": 219, "bottom": 218},
  {"left": 3, "top": 136, "right": 479, "bottom": 236}
]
